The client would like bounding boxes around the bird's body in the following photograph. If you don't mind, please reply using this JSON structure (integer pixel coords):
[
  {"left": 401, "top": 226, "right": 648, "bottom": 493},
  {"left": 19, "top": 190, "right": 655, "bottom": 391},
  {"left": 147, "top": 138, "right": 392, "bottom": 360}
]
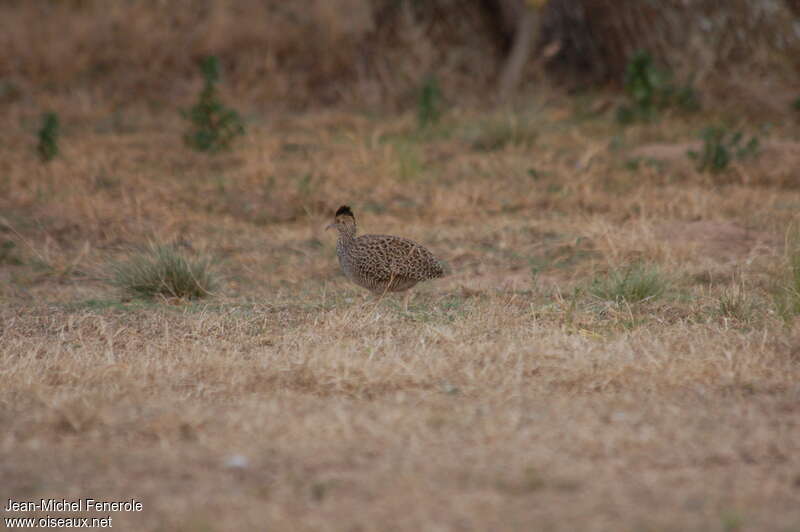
[{"left": 328, "top": 206, "right": 447, "bottom": 295}]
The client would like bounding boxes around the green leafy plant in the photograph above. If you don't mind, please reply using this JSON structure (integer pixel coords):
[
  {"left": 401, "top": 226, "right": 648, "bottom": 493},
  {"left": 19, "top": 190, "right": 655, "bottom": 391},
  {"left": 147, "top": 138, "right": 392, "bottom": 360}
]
[
  {"left": 588, "top": 263, "right": 668, "bottom": 304},
  {"left": 417, "top": 75, "right": 442, "bottom": 129},
  {"left": 616, "top": 50, "right": 699, "bottom": 124},
  {"left": 110, "top": 244, "right": 216, "bottom": 300},
  {"left": 183, "top": 56, "right": 244, "bottom": 153},
  {"left": 688, "top": 127, "right": 759, "bottom": 173},
  {"left": 37, "top": 112, "right": 60, "bottom": 162}
]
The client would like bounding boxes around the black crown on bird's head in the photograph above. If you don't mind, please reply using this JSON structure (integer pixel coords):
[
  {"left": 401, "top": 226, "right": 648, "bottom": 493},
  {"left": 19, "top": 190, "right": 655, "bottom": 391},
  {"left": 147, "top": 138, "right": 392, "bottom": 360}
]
[{"left": 335, "top": 205, "right": 354, "bottom": 217}]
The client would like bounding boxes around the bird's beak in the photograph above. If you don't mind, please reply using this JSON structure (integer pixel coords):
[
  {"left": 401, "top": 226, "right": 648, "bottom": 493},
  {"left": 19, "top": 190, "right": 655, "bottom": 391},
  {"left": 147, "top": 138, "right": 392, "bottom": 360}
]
[{"left": 325, "top": 223, "right": 334, "bottom": 231}]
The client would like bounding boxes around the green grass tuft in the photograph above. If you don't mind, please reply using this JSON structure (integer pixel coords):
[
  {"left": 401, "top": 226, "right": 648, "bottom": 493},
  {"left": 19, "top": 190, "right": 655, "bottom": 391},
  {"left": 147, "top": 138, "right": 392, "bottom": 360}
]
[
  {"left": 110, "top": 244, "right": 216, "bottom": 300},
  {"left": 588, "top": 263, "right": 668, "bottom": 304}
]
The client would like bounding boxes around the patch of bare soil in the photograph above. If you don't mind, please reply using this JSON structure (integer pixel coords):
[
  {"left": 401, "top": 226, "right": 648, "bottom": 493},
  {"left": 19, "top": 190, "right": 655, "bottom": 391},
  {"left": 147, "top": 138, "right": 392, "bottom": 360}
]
[{"left": 656, "top": 220, "right": 778, "bottom": 264}]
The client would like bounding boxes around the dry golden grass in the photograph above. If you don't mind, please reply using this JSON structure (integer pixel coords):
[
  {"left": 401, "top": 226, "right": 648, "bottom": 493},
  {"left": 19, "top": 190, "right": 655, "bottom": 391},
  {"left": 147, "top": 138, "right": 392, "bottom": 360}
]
[
  {"left": 3, "top": 0, "right": 798, "bottom": 114},
  {"left": 0, "top": 0, "right": 501, "bottom": 111},
  {"left": 2, "top": 85, "right": 800, "bottom": 531}
]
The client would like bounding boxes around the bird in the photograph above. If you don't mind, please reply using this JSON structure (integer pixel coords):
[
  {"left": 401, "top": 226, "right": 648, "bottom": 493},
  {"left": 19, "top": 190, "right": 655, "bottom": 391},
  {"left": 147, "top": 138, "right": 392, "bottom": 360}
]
[{"left": 326, "top": 205, "right": 448, "bottom": 304}]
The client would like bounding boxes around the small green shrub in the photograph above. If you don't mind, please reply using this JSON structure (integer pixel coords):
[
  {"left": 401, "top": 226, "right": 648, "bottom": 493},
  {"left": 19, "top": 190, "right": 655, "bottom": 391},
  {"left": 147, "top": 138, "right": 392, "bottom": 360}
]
[
  {"left": 110, "top": 244, "right": 216, "bottom": 300},
  {"left": 688, "top": 127, "right": 759, "bottom": 173},
  {"left": 417, "top": 75, "right": 442, "bottom": 129},
  {"left": 588, "top": 263, "right": 667, "bottom": 304},
  {"left": 37, "top": 112, "right": 60, "bottom": 162},
  {"left": 616, "top": 50, "right": 699, "bottom": 124},
  {"left": 183, "top": 56, "right": 244, "bottom": 153},
  {"left": 791, "top": 97, "right": 800, "bottom": 112}
]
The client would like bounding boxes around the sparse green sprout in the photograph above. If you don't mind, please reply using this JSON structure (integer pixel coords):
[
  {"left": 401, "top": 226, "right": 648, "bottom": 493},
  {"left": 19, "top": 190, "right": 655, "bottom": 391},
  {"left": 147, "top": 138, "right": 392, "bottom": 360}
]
[
  {"left": 792, "top": 97, "right": 800, "bottom": 111},
  {"left": 0, "top": 240, "right": 22, "bottom": 265},
  {"left": 37, "top": 112, "right": 59, "bottom": 162},
  {"left": 616, "top": 50, "right": 699, "bottom": 124},
  {"left": 183, "top": 56, "right": 244, "bottom": 153},
  {"left": 720, "top": 511, "right": 744, "bottom": 532},
  {"left": 417, "top": 75, "right": 442, "bottom": 129},
  {"left": 774, "top": 226, "right": 800, "bottom": 320},
  {"left": 688, "top": 127, "right": 759, "bottom": 173},
  {"left": 200, "top": 55, "right": 220, "bottom": 84},
  {"left": 110, "top": 244, "right": 216, "bottom": 300},
  {"left": 588, "top": 263, "right": 667, "bottom": 304},
  {"left": 527, "top": 168, "right": 541, "bottom": 180},
  {"left": 624, "top": 157, "right": 663, "bottom": 172}
]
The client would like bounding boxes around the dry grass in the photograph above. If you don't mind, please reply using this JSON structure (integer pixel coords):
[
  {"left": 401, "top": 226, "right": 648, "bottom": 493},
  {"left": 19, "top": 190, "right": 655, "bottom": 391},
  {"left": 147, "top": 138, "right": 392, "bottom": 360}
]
[
  {"left": 2, "top": 59, "right": 800, "bottom": 531},
  {"left": 2, "top": 0, "right": 798, "bottom": 114},
  {"left": 0, "top": 0, "right": 500, "bottom": 111}
]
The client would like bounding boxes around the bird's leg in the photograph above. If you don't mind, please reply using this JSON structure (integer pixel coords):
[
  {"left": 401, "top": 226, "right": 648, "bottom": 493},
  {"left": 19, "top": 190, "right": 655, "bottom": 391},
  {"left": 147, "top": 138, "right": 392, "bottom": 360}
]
[
  {"left": 367, "top": 283, "right": 391, "bottom": 312},
  {"left": 402, "top": 291, "right": 412, "bottom": 313},
  {"left": 383, "top": 272, "right": 396, "bottom": 309},
  {"left": 363, "top": 290, "right": 381, "bottom": 310}
]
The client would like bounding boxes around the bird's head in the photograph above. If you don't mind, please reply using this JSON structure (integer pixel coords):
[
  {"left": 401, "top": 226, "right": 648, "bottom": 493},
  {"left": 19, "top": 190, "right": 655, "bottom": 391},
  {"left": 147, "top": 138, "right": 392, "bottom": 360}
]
[{"left": 325, "top": 205, "right": 356, "bottom": 234}]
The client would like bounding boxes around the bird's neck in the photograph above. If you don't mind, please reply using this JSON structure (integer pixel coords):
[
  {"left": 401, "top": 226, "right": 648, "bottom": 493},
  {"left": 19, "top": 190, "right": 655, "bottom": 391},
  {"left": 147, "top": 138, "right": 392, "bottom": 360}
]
[{"left": 337, "top": 224, "right": 357, "bottom": 248}]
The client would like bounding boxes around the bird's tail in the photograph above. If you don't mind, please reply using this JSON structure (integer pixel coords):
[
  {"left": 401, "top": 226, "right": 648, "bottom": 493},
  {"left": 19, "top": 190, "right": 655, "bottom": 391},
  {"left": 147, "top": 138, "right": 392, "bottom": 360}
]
[{"left": 436, "top": 258, "right": 452, "bottom": 278}]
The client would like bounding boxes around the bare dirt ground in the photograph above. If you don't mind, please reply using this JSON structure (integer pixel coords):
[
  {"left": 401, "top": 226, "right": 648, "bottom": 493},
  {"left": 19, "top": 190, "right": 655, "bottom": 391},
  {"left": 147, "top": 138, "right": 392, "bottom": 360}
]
[{"left": 2, "top": 92, "right": 800, "bottom": 531}]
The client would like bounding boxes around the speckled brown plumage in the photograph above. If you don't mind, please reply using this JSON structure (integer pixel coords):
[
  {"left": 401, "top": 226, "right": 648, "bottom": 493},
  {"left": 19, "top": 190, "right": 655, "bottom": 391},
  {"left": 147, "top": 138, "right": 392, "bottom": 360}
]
[{"left": 327, "top": 205, "right": 447, "bottom": 294}]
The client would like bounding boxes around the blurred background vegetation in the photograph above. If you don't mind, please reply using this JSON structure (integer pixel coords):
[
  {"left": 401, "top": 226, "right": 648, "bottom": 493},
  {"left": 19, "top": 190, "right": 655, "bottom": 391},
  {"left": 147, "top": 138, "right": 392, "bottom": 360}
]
[{"left": 1, "top": 0, "right": 797, "bottom": 113}]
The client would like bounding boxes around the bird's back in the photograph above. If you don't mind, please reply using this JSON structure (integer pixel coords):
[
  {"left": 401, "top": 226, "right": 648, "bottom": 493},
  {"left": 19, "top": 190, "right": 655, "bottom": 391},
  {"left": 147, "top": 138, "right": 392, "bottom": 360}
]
[{"left": 338, "top": 233, "right": 446, "bottom": 293}]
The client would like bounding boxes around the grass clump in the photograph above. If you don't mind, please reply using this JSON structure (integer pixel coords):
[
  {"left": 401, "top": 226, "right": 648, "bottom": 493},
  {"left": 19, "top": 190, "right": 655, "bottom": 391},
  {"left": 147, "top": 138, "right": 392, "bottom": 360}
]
[
  {"left": 110, "top": 244, "right": 216, "bottom": 300},
  {"left": 688, "top": 126, "right": 759, "bottom": 173},
  {"left": 588, "top": 263, "right": 668, "bottom": 304},
  {"left": 717, "top": 284, "right": 759, "bottom": 324},
  {"left": 616, "top": 50, "right": 699, "bottom": 124},
  {"left": 37, "top": 112, "right": 59, "bottom": 162},
  {"left": 183, "top": 56, "right": 244, "bottom": 153}
]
